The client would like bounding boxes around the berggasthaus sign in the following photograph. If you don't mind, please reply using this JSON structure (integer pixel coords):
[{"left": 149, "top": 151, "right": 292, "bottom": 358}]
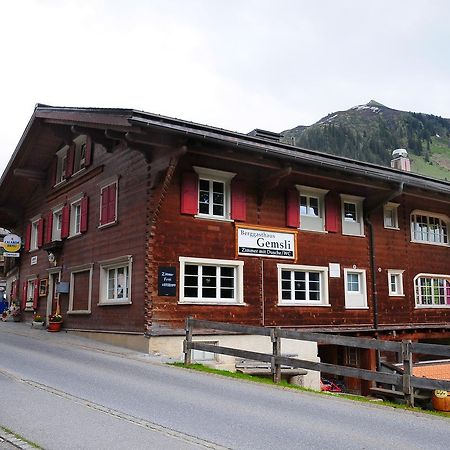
[{"left": 236, "top": 225, "right": 297, "bottom": 260}]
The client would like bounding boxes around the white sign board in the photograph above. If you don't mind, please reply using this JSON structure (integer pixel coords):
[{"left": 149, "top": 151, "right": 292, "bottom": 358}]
[
  {"left": 3, "top": 252, "right": 20, "bottom": 258},
  {"left": 329, "top": 263, "right": 341, "bottom": 278},
  {"left": 237, "top": 226, "right": 297, "bottom": 259}
]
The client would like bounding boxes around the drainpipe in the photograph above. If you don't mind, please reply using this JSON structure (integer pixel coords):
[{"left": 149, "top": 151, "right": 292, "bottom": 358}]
[{"left": 364, "top": 182, "right": 403, "bottom": 369}]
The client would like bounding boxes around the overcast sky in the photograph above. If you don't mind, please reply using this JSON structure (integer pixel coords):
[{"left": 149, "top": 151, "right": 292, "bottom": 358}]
[{"left": 1, "top": 0, "right": 450, "bottom": 174}]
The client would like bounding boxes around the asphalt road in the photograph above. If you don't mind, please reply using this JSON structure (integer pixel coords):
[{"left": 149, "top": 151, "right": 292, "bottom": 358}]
[{"left": 0, "top": 323, "right": 449, "bottom": 450}]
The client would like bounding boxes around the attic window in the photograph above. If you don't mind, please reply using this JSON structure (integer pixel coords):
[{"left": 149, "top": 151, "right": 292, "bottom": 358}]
[{"left": 55, "top": 146, "right": 68, "bottom": 185}]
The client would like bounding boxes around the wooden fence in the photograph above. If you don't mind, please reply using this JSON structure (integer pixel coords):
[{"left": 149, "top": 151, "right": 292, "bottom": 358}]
[{"left": 183, "top": 317, "right": 450, "bottom": 407}]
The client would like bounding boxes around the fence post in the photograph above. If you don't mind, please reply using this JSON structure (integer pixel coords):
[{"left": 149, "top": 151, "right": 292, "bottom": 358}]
[
  {"left": 184, "top": 316, "right": 193, "bottom": 365},
  {"left": 402, "top": 340, "right": 414, "bottom": 408},
  {"left": 271, "top": 328, "right": 281, "bottom": 384}
]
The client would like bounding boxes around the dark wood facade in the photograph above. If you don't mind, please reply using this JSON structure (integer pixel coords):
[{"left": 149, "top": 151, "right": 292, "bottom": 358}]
[{"left": 1, "top": 105, "right": 450, "bottom": 346}]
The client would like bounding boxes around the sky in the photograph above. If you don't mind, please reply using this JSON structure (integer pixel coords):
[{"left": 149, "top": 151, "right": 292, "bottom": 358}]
[{"left": 1, "top": 0, "right": 450, "bottom": 174}]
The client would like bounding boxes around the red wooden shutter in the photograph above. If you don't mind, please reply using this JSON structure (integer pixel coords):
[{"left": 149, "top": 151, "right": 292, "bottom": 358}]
[
  {"left": 50, "top": 157, "right": 57, "bottom": 186},
  {"left": 21, "top": 282, "right": 27, "bottom": 310},
  {"left": 80, "top": 195, "right": 89, "bottom": 232},
  {"left": 325, "top": 192, "right": 340, "bottom": 233},
  {"left": 24, "top": 223, "right": 32, "bottom": 251},
  {"left": 37, "top": 218, "right": 44, "bottom": 248},
  {"left": 33, "top": 279, "right": 40, "bottom": 309},
  {"left": 84, "top": 135, "right": 92, "bottom": 166},
  {"left": 107, "top": 184, "right": 117, "bottom": 223},
  {"left": 286, "top": 189, "right": 300, "bottom": 228},
  {"left": 61, "top": 204, "right": 70, "bottom": 239},
  {"left": 45, "top": 212, "right": 53, "bottom": 244},
  {"left": 180, "top": 172, "right": 198, "bottom": 215},
  {"left": 66, "top": 143, "right": 75, "bottom": 178},
  {"left": 231, "top": 180, "right": 247, "bottom": 222}
]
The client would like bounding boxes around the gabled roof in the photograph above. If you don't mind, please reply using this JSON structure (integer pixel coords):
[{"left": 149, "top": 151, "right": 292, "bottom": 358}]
[{"left": 1, "top": 104, "right": 450, "bottom": 227}]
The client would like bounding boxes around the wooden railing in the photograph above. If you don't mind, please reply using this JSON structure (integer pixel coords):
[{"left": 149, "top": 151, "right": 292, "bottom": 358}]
[{"left": 183, "top": 317, "right": 450, "bottom": 407}]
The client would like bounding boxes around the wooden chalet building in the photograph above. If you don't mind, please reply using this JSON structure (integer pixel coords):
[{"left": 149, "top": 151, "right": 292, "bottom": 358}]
[{"left": 1, "top": 105, "right": 450, "bottom": 390}]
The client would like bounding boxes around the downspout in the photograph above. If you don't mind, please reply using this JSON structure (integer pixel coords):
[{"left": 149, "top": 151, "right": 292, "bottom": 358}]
[{"left": 364, "top": 182, "right": 403, "bottom": 369}]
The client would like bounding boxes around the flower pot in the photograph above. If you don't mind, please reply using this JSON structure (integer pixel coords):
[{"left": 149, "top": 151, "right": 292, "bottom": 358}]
[
  {"left": 432, "top": 390, "right": 450, "bottom": 412},
  {"left": 32, "top": 321, "right": 46, "bottom": 329},
  {"left": 47, "top": 321, "right": 63, "bottom": 332}
]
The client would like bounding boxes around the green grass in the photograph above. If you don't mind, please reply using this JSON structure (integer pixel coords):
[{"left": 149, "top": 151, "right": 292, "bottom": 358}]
[
  {"left": 0, "top": 425, "right": 42, "bottom": 449},
  {"left": 170, "top": 363, "right": 450, "bottom": 418},
  {"left": 410, "top": 153, "right": 450, "bottom": 180}
]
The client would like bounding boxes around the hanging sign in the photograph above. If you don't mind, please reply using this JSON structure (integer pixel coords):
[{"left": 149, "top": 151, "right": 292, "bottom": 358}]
[
  {"left": 236, "top": 225, "right": 297, "bottom": 260},
  {"left": 2, "top": 234, "right": 21, "bottom": 256}
]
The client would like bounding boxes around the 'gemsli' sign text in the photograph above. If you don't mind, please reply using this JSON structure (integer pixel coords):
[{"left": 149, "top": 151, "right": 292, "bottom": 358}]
[{"left": 236, "top": 226, "right": 297, "bottom": 260}]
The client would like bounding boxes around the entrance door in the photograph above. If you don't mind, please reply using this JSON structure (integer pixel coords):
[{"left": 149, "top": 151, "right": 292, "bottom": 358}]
[{"left": 46, "top": 272, "right": 60, "bottom": 321}]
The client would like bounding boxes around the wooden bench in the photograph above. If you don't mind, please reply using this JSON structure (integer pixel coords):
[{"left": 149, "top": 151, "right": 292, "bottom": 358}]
[
  {"left": 370, "top": 387, "right": 430, "bottom": 402},
  {"left": 235, "top": 357, "right": 307, "bottom": 385}
]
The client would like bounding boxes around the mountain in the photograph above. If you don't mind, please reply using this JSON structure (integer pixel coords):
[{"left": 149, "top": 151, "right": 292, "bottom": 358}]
[{"left": 281, "top": 101, "right": 450, "bottom": 180}]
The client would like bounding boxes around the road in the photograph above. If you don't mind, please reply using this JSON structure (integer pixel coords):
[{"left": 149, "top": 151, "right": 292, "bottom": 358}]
[{"left": 0, "top": 322, "right": 449, "bottom": 450}]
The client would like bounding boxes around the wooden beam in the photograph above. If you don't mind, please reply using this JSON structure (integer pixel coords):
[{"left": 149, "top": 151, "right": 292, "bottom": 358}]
[
  {"left": 13, "top": 168, "right": 46, "bottom": 182},
  {"left": 125, "top": 132, "right": 174, "bottom": 149}
]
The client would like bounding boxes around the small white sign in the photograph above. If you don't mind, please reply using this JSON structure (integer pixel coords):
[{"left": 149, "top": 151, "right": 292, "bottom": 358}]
[
  {"left": 31, "top": 256, "right": 38, "bottom": 265},
  {"left": 237, "top": 226, "right": 296, "bottom": 259},
  {"left": 4, "top": 252, "right": 20, "bottom": 258},
  {"left": 329, "top": 263, "right": 341, "bottom": 278}
]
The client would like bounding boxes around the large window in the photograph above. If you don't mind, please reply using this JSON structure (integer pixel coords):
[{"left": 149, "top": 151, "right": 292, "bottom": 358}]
[
  {"left": 179, "top": 257, "right": 244, "bottom": 304},
  {"left": 278, "top": 264, "right": 329, "bottom": 306},
  {"left": 344, "top": 268, "right": 367, "bottom": 309},
  {"left": 414, "top": 274, "right": 450, "bottom": 307},
  {"left": 410, "top": 211, "right": 448, "bottom": 245},
  {"left": 296, "top": 186, "right": 328, "bottom": 232},
  {"left": 341, "top": 195, "right": 364, "bottom": 236},
  {"left": 68, "top": 264, "right": 93, "bottom": 314},
  {"left": 193, "top": 167, "right": 235, "bottom": 220},
  {"left": 99, "top": 256, "right": 132, "bottom": 305}
]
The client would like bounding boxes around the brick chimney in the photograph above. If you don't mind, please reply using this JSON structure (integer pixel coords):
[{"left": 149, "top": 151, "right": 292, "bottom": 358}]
[{"left": 391, "top": 148, "right": 411, "bottom": 172}]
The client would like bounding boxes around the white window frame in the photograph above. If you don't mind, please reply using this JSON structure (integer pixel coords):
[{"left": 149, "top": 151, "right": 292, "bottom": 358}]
[
  {"left": 98, "top": 176, "right": 119, "bottom": 228},
  {"left": 55, "top": 146, "right": 68, "bottom": 185},
  {"left": 69, "top": 193, "right": 84, "bottom": 238},
  {"left": 383, "top": 202, "right": 400, "bottom": 230},
  {"left": 410, "top": 210, "right": 449, "bottom": 246},
  {"left": 25, "top": 277, "right": 37, "bottom": 311},
  {"left": 179, "top": 256, "right": 244, "bottom": 305},
  {"left": 341, "top": 195, "right": 365, "bottom": 237},
  {"left": 296, "top": 185, "right": 328, "bottom": 232},
  {"left": 344, "top": 268, "right": 368, "bottom": 309},
  {"left": 277, "top": 263, "right": 329, "bottom": 306},
  {"left": 98, "top": 255, "right": 132, "bottom": 306},
  {"left": 387, "top": 269, "right": 404, "bottom": 296},
  {"left": 68, "top": 264, "right": 93, "bottom": 314},
  {"left": 73, "top": 135, "right": 87, "bottom": 175},
  {"left": 193, "top": 166, "right": 236, "bottom": 221},
  {"left": 30, "top": 215, "right": 41, "bottom": 251},
  {"left": 52, "top": 205, "right": 64, "bottom": 241},
  {"left": 414, "top": 273, "right": 450, "bottom": 308}
]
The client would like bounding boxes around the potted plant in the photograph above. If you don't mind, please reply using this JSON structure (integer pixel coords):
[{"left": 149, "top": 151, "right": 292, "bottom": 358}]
[
  {"left": 32, "top": 314, "right": 46, "bottom": 329},
  {"left": 47, "top": 313, "right": 63, "bottom": 332},
  {"left": 12, "top": 306, "right": 21, "bottom": 322}
]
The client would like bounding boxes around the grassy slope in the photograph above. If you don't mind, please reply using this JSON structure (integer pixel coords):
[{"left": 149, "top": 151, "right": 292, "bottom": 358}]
[{"left": 410, "top": 136, "right": 450, "bottom": 180}]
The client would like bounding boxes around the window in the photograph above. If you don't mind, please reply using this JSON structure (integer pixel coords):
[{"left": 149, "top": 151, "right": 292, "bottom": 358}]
[
  {"left": 193, "top": 167, "right": 235, "bottom": 220},
  {"left": 384, "top": 203, "right": 399, "bottom": 229},
  {"left": 26, "top": 279, "right": 35, "bottom": 310},
  {"left": 341, "top": 195, "right": 364, "bottom": 236},
  {"left": 23, "top": 278, "right": 39, "bottom": 311},
  {"left": 296, "top": 186, "right": 328, "bottom": 232},
  {"left": 410, "top": 211, "right": 449, "bottom": 245},
  {"left": 55, "top": 146, "right": 68, "bottom": 185},
  {"left": 99, "top": 178, "right": 118, "bottom": 227},
  {"left": 99, "top": 256, "right": 132, "bottom": 305},
  {"left": 52, "top": 207, "right": 63, "bottom": 241},
  {"left": 344, "top": 268, "right": 367, "bottom": 309},
  {"left": 69, "top": 194, "right": 84, "bottom": 237},
  {"left": 30, "top": 218, "right": 40, "bottom": 251},
  {"left": 414, "top": 274, "right": 450, "bottom": 308},
  {"left": 278, "top": 264, "right": 329, "bottom": 306},
  {"left": 179, "top": 257, "right": 244, "bottom": 304},
  {"left": 388, "top": 270, "right": 404, "bottom": 296},
  {"left": 68, "top": 264, "right": 93, "bottom": 314},
  {"left": 73, "top": 136, "right": 87, "bottom": 174}
]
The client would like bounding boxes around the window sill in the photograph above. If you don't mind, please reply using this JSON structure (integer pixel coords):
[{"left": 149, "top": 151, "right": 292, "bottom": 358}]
[
  {"left": 67, "top": 232, "right": 82, "bottom": 240},
  {"left": 388, "top": 294, "right": 404, "bottom": 297},
  {"left": 98, "top": 220, "right": 118, "bottom": 230},
  {"left": 178, "top": 301, "right": 246, "bottom": 306},
  {"left": 344, "top": 306, "right": 369, "bottom": 310},
  {"left": 67, "top": 310, "right": 91, "bottom": 315},
  {"left": 415, "top": 305, "right": 450, "bottom": 309},
  {"left": 194, "top": 214, "right": 234, "bottom": 223},
  {"left": 97, "top": 301, "right": 131, "bottom": 306},
  {"left": 342, "top": 232, "right": 366, "bottom": 238},
  {"left": 384, "top": 226, "right": 400, "bottom": 231},
  {"left": 278, "top": 302, "right": 330, "bottom": 307},
  {"left": 53, "top": 180, "right": 67, "bottom": 189},
  {"left": 410, "top": 240, "right": 449, "bottom": 248},
  {"left": 299, "top": 228, "right": 327, "bottom": 234}
]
